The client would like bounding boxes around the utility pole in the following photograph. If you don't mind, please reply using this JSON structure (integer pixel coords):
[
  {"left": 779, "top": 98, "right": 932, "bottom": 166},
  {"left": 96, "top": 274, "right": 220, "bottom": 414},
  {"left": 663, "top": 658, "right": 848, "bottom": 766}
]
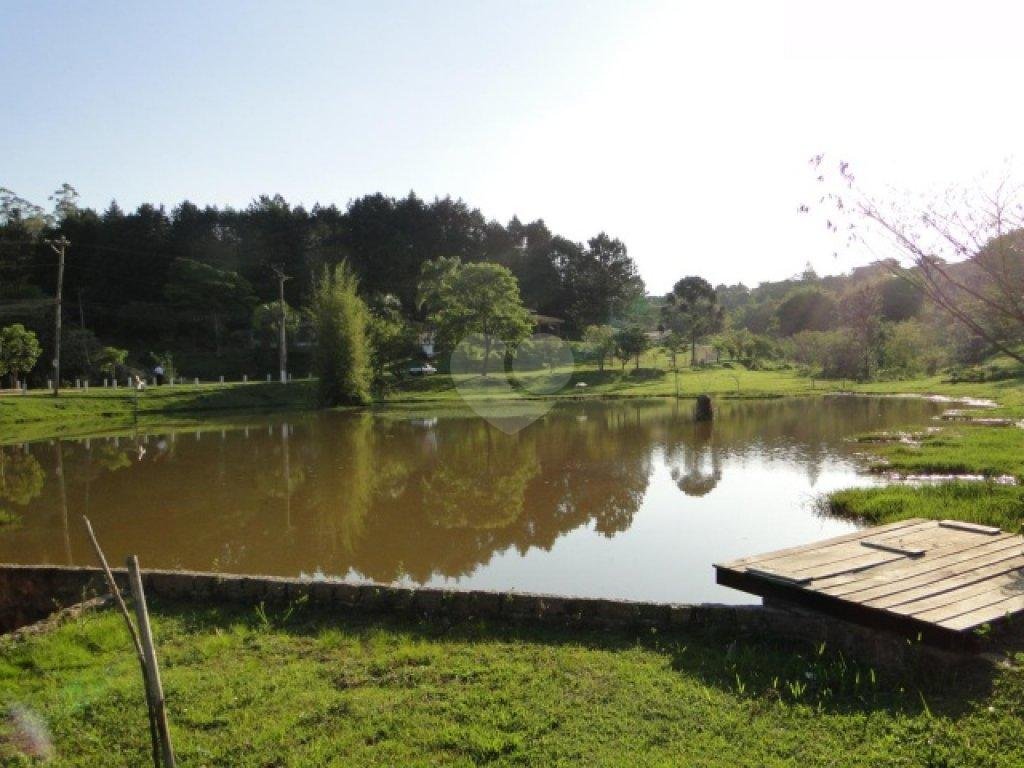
[
  {"left": 272, "top": 266, "right": 292, "bottom": 384},
  {"left": 44, "top": 236, "right": 70, "bottom": 397}
]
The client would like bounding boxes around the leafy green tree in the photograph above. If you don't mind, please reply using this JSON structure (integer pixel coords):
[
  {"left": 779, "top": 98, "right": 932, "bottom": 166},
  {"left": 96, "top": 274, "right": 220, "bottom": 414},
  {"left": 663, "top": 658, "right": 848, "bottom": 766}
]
[
  {"left": 841, "top": 283, "right": 887, "bottom": 380},
  {"left": 309, "top": 262, "right": 372, "bottom": 406},
  {"left": 709, "top": 336, "right": 728, "bottom": 364},
  {"left": 61, "top": 328, "right": 103, "bottom": 380},
  {"left": 662, "top": 276, "right": 724, "bottom": 366},
  {"left": 96, "top": 346, "right": 129, "bottom": 379},
  {"left": 662, "top": 331, "right": 687, "bottom": 370},
  {"left": 775, "top": 289, "right": 837, "bottom": 336},
  {"left": 164, "top": 258, "right": 255, "bottom": 357},
  {"left": 582, "top": 324, "right": 616, "bottom": 371},
  {"left": 253, "top": 300, "right": 299, "bottom": 356},
  {"left": 418, "top": 258, "right": 532, "bottom": 376},
  {"left": 367, "top": 294, "right": 415, "bottom": 392},
  {"left": 615, "top": 325, "right": 649, "bottom": 370},
  {"left": 879, "top": 277, "right": 923, "bottom": 322},
  {"left": 0, "top": 324, "right": 41, "bottom": 387},
  {"left": 562, "top": 234, "right": 644, "bottom": 334}
]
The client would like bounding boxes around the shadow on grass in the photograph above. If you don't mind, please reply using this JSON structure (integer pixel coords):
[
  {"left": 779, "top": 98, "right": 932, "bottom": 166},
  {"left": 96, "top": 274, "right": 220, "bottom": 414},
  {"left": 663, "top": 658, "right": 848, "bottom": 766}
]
[{"left": 148, "top": 596, "right": 999, "bottom": 721}]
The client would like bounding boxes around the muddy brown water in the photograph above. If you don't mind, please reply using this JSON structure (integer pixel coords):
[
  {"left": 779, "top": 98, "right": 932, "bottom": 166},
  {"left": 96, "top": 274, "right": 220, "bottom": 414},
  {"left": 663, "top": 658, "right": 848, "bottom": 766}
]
[{"left": 0, "top": 396, "right": 945, "bottom": 603}]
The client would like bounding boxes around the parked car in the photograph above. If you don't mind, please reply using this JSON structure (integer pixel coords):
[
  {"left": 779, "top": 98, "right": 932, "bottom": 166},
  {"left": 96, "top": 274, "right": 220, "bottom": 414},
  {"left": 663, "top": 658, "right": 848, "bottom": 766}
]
[{"left": 408, "top": 363, "right": 437, "bottom": 376}]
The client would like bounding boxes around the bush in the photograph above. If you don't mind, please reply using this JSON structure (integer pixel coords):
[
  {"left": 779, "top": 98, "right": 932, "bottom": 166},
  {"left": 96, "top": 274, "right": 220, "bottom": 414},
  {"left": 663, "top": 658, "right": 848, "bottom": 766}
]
[{"left": 788, "top": 329, "right": 864, "bottom": 379}]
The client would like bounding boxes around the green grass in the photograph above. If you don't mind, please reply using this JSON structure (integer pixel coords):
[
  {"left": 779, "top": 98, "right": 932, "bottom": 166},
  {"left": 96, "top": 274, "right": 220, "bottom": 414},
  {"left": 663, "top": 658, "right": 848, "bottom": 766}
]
[
  {"left": 384, "top": 362, "right": 832, "bottom": 403},
  {"left": 828, "top": 415, "right": 1024, "bottom": 531},
  {"left": 827, "top": 484, "right": 1024, "bottom": 532},
  {"left": 863, "top": 425, "right": 1024, "bottom": 479},
  {"left": 2, "top": 601, "right": 1023, "bottom": 767},
  {"left": 0, "top": 381, "right": 316, "bottom": 443}
]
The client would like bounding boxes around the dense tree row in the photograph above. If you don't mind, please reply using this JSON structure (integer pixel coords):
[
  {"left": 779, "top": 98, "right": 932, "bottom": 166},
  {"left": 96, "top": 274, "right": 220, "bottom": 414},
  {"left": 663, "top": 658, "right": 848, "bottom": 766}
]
[
  {"left": 0, "top": 188, "right": 644, "bottom": 381},
  {"left": 709, "top": 259, "right": 993, "bottom": 379}
]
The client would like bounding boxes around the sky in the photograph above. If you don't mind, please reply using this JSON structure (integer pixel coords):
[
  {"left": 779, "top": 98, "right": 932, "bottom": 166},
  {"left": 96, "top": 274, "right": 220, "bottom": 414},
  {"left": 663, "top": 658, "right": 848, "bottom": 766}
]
[{"left": 4, "top": 0, "right": 1024, "bottom": 294}]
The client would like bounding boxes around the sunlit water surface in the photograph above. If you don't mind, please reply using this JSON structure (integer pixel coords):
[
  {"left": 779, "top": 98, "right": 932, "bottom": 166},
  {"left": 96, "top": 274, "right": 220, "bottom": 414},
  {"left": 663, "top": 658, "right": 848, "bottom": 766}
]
[{"left": 0, "top": 397, "right": 944, "bottom": 603}]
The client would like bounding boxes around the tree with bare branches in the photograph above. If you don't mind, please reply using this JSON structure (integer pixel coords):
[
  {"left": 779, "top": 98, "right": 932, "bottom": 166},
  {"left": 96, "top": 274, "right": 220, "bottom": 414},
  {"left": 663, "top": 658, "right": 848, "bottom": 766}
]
[{"left": 804, "top": 157, "right": 1024, "bottom": 366}]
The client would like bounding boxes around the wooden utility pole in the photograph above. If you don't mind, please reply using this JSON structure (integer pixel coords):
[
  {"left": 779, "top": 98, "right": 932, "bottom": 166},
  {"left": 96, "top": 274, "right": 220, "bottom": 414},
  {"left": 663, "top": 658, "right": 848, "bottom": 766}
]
[
  {"left": 272, "top": 266, "right": 292, "bottom": 384},
  {"left": 44, "top": 236, "right": 70, "bottom": 397}
]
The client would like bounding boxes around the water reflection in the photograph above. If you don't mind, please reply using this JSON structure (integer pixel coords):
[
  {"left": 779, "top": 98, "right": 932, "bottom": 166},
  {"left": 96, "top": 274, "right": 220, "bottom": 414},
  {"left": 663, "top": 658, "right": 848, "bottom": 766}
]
[{"left": 0, "top": 397, "right": 944, "bottom": 602}]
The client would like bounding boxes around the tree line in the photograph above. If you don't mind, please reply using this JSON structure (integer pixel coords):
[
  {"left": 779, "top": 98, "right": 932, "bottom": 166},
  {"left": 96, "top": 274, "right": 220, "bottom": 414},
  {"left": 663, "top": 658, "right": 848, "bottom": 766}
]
[
  {"left": 0, "top": 186, "right": 644, "bottom": 388},
  {"left": 3, "top": 170, "right": 1021, "bottom": 393}
]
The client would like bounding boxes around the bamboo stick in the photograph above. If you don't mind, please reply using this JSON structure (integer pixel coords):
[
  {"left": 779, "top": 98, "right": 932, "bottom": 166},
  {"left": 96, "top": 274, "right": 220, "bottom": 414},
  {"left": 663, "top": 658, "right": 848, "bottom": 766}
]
[
  {"left": 82, "top": 516, "right": 161, "bottom": 768},
  {"left": 126, "top": 555, "right": 177, "bottom": 768}
]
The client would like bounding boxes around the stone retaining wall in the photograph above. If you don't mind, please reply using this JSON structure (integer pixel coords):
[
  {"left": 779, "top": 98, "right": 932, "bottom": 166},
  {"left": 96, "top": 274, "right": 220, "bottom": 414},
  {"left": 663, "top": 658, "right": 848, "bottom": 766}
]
[{"left": 0, "top": 565, "right": 974, "bottom": 671}]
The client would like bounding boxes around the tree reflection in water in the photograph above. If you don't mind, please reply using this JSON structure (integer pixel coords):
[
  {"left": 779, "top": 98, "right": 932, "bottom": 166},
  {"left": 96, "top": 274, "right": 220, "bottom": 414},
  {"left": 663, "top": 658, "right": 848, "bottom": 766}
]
[
  {"left": 0, "top": 396, "right": 945, "bottom": 590},
  {"left": 666, "top": 420, "right": 722, "bottom": 497}
]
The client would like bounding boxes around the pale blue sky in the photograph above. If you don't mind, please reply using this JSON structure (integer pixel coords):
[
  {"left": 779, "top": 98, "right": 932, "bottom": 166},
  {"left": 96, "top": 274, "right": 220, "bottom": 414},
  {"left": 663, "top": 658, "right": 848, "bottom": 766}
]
[{"left": 4, "top": 1, "right": 1024, "bottom": 292}]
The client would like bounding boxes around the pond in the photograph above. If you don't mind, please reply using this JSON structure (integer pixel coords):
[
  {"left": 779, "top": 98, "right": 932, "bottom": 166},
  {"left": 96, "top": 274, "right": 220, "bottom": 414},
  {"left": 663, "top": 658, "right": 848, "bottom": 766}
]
[{"left": 0, "top": 396, "right": 945, "bottom": 603}]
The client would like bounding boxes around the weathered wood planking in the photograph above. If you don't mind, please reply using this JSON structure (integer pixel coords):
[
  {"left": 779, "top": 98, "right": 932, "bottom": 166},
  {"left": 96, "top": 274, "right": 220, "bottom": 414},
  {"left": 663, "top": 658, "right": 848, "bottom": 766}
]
[{"left": 715, "top": 518, "right": 1024, "bottom": 650}]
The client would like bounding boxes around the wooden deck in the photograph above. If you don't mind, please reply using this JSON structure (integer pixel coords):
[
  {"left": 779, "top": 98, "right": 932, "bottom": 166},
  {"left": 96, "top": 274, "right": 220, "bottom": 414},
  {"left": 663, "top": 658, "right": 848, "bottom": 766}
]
[{"left": 715, "top": 518, "right": 1024, "bottom": 650}]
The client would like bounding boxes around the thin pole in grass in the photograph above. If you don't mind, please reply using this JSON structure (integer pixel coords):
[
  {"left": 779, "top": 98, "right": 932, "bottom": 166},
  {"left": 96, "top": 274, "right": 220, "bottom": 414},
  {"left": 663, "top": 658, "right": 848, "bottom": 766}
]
[
  {"left": 127, "top": 555, "right": 177, "bottom": 768},
  {"left": 82, "top": 517, "right": 161, "bottom": 768}
]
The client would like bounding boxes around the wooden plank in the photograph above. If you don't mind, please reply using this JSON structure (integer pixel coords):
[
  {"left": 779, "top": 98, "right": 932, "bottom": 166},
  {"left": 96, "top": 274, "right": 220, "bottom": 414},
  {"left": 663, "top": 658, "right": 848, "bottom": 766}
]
[
  {"left": 716, "top": 518, "right": 928, "bottom": 570},
  {"left": 744, "top": 567, "right": 812, "bottom": 586},
  {"left": 745, "top": 521, "right": 939, "bottom": 576},
  {"left": 864, "top": 524, "right": 1004, "bottom": 553},
  {"left": 866, "top": 555, "right": 1024, "bottom": 610},
  {"left": 785, "top": 551, "right": 908, "bottom": 581},
  {"left": 784, "top": 528, "right": 987, "bottom": 579},
  {"left": 902, "top": 571, "right": 1024, "bottom": 622},
  {"left": 939, "top": 520, "right": 1002, "bottom": 535},
  {"left": 942, "top": 593, "right": 1024, "bottom": 631},
  {"left": 822, "top": 536, "right": 1022, "bottom": 601},
  {"left": 860, "top": 540, "right": 926, "bottom": 557},
  {"left": 817, "top": 534, "right": 1020, "bottom": 596}
]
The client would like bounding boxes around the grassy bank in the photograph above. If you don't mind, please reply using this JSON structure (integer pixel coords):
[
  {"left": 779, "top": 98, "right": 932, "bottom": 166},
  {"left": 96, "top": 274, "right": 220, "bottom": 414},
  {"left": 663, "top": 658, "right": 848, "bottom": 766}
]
[
  {"left": 824, "top": 406, "right": 1024, "bottom": 532},
  {"left": 0, "top": 381, "right": 316, "bottom": 443},
  {"left": 2, "top": 601, "right": 1022, "bottom": 767},
  {"left": 828, "top": 484, "right": 1024, "bottom": 532}
]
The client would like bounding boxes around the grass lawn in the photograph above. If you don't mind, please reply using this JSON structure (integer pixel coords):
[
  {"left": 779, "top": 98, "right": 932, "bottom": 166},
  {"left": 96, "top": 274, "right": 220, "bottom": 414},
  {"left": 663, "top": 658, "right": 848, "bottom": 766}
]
[
  {"left": 2, "top": 601, "right": 1023, "bottom": 767},
  {"left": 0, "top": 381, "right": 316, "bottom": 443}
]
